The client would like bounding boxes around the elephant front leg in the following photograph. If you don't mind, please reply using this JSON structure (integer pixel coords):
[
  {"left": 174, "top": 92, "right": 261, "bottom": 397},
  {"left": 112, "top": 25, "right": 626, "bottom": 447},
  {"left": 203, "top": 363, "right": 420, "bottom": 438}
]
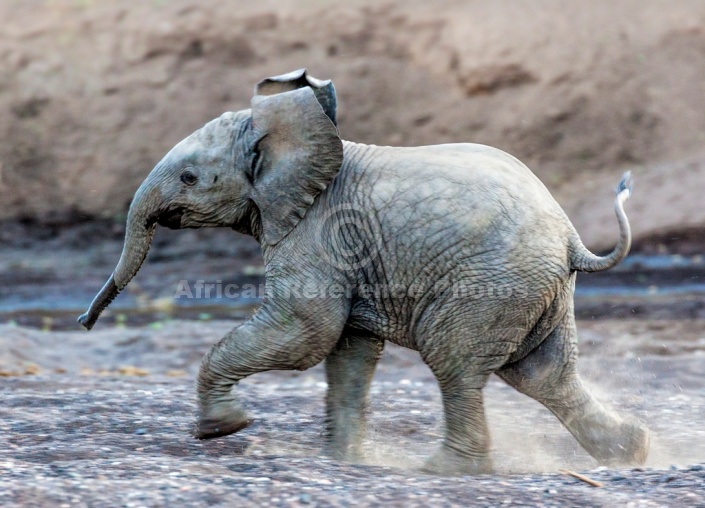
[
  {"left": 195, "top": 303, "right": 347, "bottom": 440},
  {"left": 324, "top": 332, "right": 384, "bottom": 461},
  {"left": 194, "top": 334, "right": 252, "bottom": 439}
]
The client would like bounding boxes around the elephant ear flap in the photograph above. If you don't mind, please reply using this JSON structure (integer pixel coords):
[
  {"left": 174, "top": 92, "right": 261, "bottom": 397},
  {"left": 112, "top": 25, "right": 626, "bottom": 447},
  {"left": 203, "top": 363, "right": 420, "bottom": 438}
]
[
  {"left": 255, "top": 68, "right": 338, "bottom": 126},
  {"left": 250, "top": 86, "right": 343, "bottom": 246}
]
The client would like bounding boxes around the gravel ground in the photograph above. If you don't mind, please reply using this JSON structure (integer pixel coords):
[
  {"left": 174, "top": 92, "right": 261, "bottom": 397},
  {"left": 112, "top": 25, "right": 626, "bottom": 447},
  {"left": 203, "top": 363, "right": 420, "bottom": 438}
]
[{"left": 1, "top": 321, "right": 705, "bottom": 506}]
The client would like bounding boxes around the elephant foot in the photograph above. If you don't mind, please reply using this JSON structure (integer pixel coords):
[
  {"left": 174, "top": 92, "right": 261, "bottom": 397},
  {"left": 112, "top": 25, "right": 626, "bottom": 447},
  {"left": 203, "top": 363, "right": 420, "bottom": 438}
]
[
  {"left": 421, "top": 446, "right": 494, "bottom": 476},
  {"left": 570, "top": 413, "right": 651, "bottom": 467},
  {"left": 194, "top": 406, "right": 250, "bottom": 439},
  {"left": 324, "top": 441, "right": 363, "bottom": 462},
  {"left": 598, "top": 422, "right": 650, "bottom": 467}
]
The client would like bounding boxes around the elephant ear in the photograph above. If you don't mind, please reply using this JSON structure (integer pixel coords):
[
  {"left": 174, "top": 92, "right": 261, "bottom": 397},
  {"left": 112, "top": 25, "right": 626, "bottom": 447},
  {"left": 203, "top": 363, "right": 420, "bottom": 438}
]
[
  {"left": 250, "top": 84, "right": 343, "bottom": 246},
  {"left": 255, "top": 68, "right": 337, "bottom": 126}
]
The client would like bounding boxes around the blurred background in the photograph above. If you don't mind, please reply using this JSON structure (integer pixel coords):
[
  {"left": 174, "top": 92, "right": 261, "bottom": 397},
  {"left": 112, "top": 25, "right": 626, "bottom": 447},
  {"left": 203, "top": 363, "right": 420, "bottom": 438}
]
[
  {"left": 2, "top": 0, "right": 705, "bottom": 329},
  {"left": 3, "top": 1, "right": 705, "bottom": 494}
]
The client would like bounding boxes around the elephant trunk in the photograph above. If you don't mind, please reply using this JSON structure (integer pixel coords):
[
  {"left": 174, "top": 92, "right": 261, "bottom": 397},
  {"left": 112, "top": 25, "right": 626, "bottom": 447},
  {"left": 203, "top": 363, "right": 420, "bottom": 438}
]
[{"left": 78, "top": 181, "right": 160, "bottom": 330}]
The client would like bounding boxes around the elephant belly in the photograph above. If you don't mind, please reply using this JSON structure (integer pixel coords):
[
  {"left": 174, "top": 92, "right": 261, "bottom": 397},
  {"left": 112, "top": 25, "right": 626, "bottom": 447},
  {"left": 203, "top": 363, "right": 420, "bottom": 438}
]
[{"left": 346, "top": 256, "right": 569, "bottom": 361}]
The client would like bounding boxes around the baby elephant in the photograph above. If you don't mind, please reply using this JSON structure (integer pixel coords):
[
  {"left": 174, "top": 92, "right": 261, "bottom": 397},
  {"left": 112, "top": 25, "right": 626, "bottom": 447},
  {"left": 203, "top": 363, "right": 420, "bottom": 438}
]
[{"left": 79, "top": 69, "right": 649, "bottom": 474}]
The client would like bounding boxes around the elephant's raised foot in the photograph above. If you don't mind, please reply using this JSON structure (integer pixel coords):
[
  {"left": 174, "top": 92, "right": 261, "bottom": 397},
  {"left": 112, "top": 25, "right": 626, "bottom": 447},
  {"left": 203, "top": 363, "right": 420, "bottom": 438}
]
[
  {"left": 421, "top": 447, "right": 494, "bottom": 476},
  {"left": 194, "top": 407, "right": 251, "bottom": 439},
  {"left": 596, "top": 422, "right": 651, "bottom": 467}
]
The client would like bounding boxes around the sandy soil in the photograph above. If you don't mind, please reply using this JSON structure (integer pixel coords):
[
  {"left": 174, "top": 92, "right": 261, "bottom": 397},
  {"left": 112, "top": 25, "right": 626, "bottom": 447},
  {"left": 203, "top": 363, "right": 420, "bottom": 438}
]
[
  {"left": 2, "top": 0, "right": 705, "bottom": 249},
  {"left": 1, "top": 319, "right": 705, "bottom": 506}
]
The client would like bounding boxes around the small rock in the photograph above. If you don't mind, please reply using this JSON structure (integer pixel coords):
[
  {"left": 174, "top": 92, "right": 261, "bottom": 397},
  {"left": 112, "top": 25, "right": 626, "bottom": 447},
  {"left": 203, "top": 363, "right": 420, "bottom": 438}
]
[
  {"left": 118, "top": 366, "right": 149, "bottom": 376},
  {"left": 689, "top": 464, "right": 704, "bottom": 472},
  {"left": 299, "top": 494, "right": 312, "bottom": 504},
  {"left": 135, "top": 428, "right": 147, "bottom": 435}
]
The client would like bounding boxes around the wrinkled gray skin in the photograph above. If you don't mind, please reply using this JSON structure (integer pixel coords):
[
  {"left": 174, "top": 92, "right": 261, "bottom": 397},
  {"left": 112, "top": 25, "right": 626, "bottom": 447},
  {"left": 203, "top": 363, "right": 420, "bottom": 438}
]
[{"left": 79, "top": 69, "right": 649, "bottom": 475}]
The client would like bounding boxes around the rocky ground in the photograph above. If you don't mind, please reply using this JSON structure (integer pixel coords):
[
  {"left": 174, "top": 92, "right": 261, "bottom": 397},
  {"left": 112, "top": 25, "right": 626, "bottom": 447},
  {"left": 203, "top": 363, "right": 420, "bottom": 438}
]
[{"left": 2, "top": 319, "right": 705, "bottom": 506}]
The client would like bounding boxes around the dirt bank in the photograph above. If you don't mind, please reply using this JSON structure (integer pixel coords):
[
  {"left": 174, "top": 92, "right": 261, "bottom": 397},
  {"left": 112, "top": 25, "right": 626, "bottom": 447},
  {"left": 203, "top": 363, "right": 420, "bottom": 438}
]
[{"left": 2, "top": 0, "right": 705, "bottom": 248}]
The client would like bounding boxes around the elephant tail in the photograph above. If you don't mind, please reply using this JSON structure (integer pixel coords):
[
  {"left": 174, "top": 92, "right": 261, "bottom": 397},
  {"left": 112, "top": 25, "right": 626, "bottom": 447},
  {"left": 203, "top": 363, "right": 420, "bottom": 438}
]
[{"left": 569, "top": 172, "right": 633, "bottom": 273}]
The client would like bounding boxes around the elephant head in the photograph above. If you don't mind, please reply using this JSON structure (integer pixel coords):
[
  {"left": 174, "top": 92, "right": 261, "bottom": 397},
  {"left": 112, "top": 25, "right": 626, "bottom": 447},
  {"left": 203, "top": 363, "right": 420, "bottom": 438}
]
[{"left": 78, "top": 69, "right": 343, "bottom": 330}]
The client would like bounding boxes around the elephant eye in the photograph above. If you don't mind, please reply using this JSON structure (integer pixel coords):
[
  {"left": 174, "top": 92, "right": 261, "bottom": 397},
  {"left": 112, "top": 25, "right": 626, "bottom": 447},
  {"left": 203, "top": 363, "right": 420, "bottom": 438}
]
[{"left": 181, "top": 171, "right": 197, "bottom": 186}]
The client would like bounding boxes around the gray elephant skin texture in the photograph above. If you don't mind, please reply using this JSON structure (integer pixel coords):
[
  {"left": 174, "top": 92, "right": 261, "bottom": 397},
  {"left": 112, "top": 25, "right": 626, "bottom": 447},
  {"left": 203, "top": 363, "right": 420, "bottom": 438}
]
[{"left": 78, "top": 69, "right": 649, "bottom": 475}]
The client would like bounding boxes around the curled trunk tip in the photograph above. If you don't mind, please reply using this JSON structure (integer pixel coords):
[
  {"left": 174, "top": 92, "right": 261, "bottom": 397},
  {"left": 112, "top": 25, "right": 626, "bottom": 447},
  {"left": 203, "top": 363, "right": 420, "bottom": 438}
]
[{"left": 78, "top": 275, "right": 119, "bottom": 330}]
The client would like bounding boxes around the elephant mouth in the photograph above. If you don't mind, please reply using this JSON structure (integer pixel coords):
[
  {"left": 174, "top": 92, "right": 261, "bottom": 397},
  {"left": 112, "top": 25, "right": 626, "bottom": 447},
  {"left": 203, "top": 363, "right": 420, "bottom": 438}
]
[{"left": 157, "top": 207, "right": 185, "bottom": 229}]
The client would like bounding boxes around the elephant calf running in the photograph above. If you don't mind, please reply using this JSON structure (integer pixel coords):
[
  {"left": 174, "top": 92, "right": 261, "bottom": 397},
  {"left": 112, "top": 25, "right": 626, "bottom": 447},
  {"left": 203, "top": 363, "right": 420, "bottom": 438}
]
[{"left": 79, "top": 69, "right": 649, "bottom": 475}]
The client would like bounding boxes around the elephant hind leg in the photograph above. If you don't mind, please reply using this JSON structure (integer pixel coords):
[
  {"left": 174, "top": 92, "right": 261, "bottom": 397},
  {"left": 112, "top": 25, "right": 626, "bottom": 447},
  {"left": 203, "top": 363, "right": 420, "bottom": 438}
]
[
  {"left": 497, "top": 312, "right": 650, "bottom": 466},
  {"left": 418, "top": 335, "right": 495, "bottom": 474},
  {"left": 421, "top": 373, "right": 494, "bottom": 475}
]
